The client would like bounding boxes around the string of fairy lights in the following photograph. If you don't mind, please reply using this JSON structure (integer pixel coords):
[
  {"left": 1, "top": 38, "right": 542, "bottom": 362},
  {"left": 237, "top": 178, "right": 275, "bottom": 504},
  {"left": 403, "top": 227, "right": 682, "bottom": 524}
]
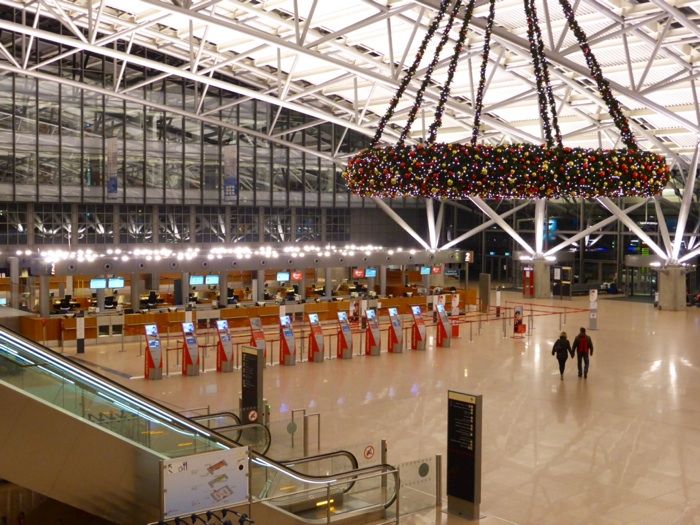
[
  {"left": 398, "top": 0, "right": 463, "bottom": 145},
  {"left": 344, "top": 0, "right": 669, "bottom": 200}
]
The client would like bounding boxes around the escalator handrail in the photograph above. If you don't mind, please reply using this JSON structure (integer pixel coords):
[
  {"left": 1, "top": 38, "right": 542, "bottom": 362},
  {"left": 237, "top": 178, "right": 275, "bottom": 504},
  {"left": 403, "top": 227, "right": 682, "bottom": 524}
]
[
  {"left": 280, "top": 449, "right": 359, "bottom": 471},
  {"left": 0, "top": 326, "right": 240, "bottom": 452},
  {"left": 189, "top": 411, "right": 242, "bottom": 426},
  {"left": 252, "top": 451, "right": 397, "bottom": 484},
  {"left": 251, "top": 454, "right": 400, "bottom": 513},
  {"left": 1, "top": 326, "right": 400, "bottom": 512},
  {"left": 208, "top": 422, "right": 272, "bottom": 455}
]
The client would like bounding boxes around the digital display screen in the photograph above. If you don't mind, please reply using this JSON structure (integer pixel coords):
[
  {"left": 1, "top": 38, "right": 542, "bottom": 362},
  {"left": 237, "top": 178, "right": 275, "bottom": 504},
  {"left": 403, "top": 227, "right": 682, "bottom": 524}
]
[
  {"left": 0, "top": 298, "right": 7, "bottom": 306},
  {"left": 352, "top": 268, "right": 365, "bottom": 279},
  {"left": 182, "top": 322, "right": 195, "bottom": 335},
  {"left": 291, "top": 271, "right": 304, "bottom": 281},
  {"left": 108, "top": 277, "right": 125, "bottom": 289},
  {"left": 365, "top": 268, "right": 377, "bottom": 278},
  {"left": 437, "top": 304, "right": 446, "bottom": 313},
  {"left": 388, "top": 307, "right": 398, "bottom": 317},
  {"left": 276, "top": 272, "right": 290, "bottom": 282},
  {"left": 280, "top": 315, "right": 291, "bottom": 327},
  {"left": 205, "top": 275, "right": 220, "bottom": 286},
  {"left": 338, "top": 312, "right": 348, "bottom": 323},
  {"left": 90, "top": 278, "right": 107, "bottom": 289},
  {"left": 189, "top": 275, "right": 204, "bottom": 286},
  {"left": 145, "top": 324, "right": 158, "bottom": 337},
  {"left": 420, "top": 267, "right": 431, "bottom": 275},
  {"left": 366, "top": 309, "right": 376, "bottom": 320},
  {"left": 309, "top": 313, "right": 319, "bottom": 324},
  {"left": 216, "top": 320, "right": 229, "bottom": 332},
  {"left": 412, "top": 306, "right": 422, "bottom": 316}
]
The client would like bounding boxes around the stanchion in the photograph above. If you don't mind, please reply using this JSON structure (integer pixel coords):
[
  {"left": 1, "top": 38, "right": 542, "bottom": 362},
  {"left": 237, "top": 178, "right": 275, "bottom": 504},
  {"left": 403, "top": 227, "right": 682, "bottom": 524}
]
[
  {"left": 527, "top": 314, "right": 533, "bottom": 338},
  {"left": 559, "top": 312, "right": 563, "bottom": 330},
  {"left": 502, "top": 315, "right": 506, "bottom": 338},
  {"left": 469, "top": 321, "right": 473, "bottom": 342},
  {"left": 435, "top": 454, "right": 442, "bottom": 508}
]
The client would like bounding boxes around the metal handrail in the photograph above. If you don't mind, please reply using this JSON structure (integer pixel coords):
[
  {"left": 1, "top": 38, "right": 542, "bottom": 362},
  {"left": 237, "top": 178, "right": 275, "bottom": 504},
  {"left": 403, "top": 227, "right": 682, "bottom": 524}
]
[
  {"left": 212, "top": 422, "right": 272, "bottom": 455},
  {"left": 190, "top": 410, "right": 242, "bottom": 426},
  {"left": 281, "top": 449, "right": 359, "bottom": 471}
]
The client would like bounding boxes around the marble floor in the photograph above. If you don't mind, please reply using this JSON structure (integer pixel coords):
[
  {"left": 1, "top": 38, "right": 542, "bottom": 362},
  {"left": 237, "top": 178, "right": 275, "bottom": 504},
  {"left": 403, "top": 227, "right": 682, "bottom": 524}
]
[{"left": 64, "top": 292, "right": 700, "bottom": 525}]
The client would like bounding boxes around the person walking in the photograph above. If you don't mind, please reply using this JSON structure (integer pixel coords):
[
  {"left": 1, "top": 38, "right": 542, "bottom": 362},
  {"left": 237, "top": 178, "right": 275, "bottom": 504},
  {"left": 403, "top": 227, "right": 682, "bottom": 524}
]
[
  {"left": 552, "top": 331, "right": 573, "bottom": 380},
  {"left": 572, "top": 327, "right": 594, "bottom": 378}
]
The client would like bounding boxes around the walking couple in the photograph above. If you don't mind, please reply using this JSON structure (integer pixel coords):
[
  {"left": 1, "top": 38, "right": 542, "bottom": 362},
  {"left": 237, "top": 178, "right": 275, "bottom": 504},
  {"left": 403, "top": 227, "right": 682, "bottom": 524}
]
[{"left": 551, "top": 327, "right": 594, "bottom": 380}]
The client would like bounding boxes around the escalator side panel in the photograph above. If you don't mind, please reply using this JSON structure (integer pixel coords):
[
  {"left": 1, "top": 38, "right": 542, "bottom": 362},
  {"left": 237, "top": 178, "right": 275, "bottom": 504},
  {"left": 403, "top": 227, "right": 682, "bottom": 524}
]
[{"left": 0, "top": 381, "right": 162, "bottom": 524}]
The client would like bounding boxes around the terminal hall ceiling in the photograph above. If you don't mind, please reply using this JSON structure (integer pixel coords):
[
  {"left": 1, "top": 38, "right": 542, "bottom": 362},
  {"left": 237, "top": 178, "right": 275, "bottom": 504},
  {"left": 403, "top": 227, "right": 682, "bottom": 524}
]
[{"left": 0, "top": 0, "right": 698, "bottom": 259}]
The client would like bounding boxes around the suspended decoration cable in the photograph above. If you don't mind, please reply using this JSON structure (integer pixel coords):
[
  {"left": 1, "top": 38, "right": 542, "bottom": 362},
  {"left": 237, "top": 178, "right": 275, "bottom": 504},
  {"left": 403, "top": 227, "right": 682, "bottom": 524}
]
[{"left": 344, "top": 0, "right": 669, "bottom": 200}]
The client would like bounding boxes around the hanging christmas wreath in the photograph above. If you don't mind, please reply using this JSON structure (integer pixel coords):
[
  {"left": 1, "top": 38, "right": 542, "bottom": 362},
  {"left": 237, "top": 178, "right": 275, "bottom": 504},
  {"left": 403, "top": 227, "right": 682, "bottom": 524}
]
[{"left": 343, "top": 0, "right": 669, "bottom": 199}]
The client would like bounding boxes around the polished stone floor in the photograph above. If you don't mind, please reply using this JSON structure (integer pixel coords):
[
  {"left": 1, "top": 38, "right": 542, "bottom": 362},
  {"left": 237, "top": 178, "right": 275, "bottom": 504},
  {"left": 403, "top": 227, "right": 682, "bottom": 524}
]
[{"left": 66, "top": 292, "right": 700, "bottom": 525}]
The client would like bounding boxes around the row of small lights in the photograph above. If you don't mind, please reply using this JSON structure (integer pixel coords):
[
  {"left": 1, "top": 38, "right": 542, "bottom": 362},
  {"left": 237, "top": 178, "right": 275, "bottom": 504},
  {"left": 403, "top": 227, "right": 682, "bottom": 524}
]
[{"left": 30, "top": 244, "right": 421, "bottom": 264}]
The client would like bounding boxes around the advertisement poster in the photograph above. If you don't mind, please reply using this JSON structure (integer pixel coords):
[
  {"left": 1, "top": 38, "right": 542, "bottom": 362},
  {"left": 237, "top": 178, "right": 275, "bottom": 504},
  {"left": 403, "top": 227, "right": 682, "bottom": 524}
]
[{"left": 513, "top": 306, "right": 524, "bottom": 334}]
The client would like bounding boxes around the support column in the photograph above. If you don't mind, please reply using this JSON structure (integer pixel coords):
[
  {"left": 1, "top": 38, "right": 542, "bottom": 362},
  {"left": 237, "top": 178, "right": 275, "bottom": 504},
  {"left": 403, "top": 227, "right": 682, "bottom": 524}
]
[
  {"left": 28, "top": 277, "right": 36, "bottom": 312},
  {"left": 219, "top": 272, "right": 228, "bottom": 307},
  {"left": 256, "top": 270, "right": 265, "bottom": 302},
  {"left": 130, "top": 273, "right": 140, "bottom": 311},
  {"left": 325, "top": 267, "right": 333, "bottom": 299},
  {"left": 39, "top": 275, "right": 50, "bottom": 317},
  {"left": 96, "top": 288, "right": 106, "bottom": 312},
  {"left": 66, "top": 275, "right": 74, "bottom": 297},
  {"left": 379, "top": 265, "right": 387, "bottom": 297},
  {"left": 533, "top": 259, "right": 551, "bottom": 299},
  {"left": 181, "top": 272, "right": 190, "bottom": 306},
  {"left": 658, "top": 266, "right": 686, "bottom": 311},
  {"left": 9, "top": 256, "right": 19, "bottom": 309},
  {"left": 299, "top": 271, "right": 307, "bottom": 300}
]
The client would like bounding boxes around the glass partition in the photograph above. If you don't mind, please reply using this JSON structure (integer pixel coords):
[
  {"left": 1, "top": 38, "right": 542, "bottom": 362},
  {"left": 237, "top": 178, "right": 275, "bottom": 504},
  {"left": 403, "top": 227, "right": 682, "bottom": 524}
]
[{"left": 0, "top": 328, "right": 230, "bottom": 458}]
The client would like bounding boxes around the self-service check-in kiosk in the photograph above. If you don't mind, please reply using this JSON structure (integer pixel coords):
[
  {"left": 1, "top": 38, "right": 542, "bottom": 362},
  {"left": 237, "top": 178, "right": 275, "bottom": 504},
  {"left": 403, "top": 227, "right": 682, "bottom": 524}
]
[
  {"left": 411, "top": 305, "right": 426, "bottom": 351},
  {"left": 216, "top": 319, "right": 234, "bottom": 373},
  {"left": 365, "top": 309, "right": 381, "bottom": 356},
  {"left": 308, "top": 313, "right": 324, "bottom": 363},
  {"left": 181, "top": 322, "right": 200, "bottom": 376},
  {"left": 388, "top": 307, "right": 403, "bottom": 353},
  {"left": 279, "top": 315, "right": 296, "bottom": 366},
  {"left": 337, "top": 311, "right": 353, "bottom": 359},
  {"left": 144, "top": 324, "right": 163, "bottom": 380},
  {"left": 249, "top": 317, "right": 266, "bottom": 354},
  {"left": 436, "top": 303, "right": 452, "bottom": 348}
]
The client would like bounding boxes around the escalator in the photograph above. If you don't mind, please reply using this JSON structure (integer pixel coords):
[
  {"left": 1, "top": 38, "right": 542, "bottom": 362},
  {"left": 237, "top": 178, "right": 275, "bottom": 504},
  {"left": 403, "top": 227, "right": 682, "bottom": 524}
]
[{"left": 0, "top": 327, "right": 398, "bottom": 524}]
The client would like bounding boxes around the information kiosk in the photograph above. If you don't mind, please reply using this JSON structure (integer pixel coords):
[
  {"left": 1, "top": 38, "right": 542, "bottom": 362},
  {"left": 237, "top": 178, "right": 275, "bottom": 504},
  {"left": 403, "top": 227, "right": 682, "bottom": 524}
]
[
  {"left": 308, "top": 313, "right": 325, "bottom": 363},
  {"left": 144, "top": 324, "right": 163, "bottom": 380},
  {"left": 365, "top": 309, "right": 381, "bottom": 356},
  {"left": 387, "top": 307, "right": 403, "bottom": 353},
  {"left": 279, "top": 315, "right": 296, "bottom": 366},
  {"left": 411, "top": 305, "right": 426, "bottom": 351},
  {"left": 181, "top": 322, "right": 200, "bottom": 376},
  {"left": 249, "top": 317, "right": 266, "bottom": 353},
  {"left": 337, "top": 311, "right": 353, "bottom": 359},
  {"left": 215, "top": 319, "right": 234, "bottom": 373},
  {"left": 436, "top": 303, "right": 452, "bottom": 348}
]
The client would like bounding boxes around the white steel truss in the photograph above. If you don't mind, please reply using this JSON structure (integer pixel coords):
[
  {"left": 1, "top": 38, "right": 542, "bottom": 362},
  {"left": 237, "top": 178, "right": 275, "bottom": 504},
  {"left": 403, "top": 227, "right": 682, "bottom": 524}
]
[{"left": 0, "top": 0, "right": 697, "bottom": 263}]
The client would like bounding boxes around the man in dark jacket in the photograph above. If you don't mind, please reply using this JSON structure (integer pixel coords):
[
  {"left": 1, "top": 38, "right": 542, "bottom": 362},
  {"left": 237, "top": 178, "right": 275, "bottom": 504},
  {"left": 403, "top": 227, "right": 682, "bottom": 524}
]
[
  {"left": 572, "top": 327, "right": 594, "bottom": 378},
  {"left": 552, "top": 331, "right": 574, "bottom": 380}
]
